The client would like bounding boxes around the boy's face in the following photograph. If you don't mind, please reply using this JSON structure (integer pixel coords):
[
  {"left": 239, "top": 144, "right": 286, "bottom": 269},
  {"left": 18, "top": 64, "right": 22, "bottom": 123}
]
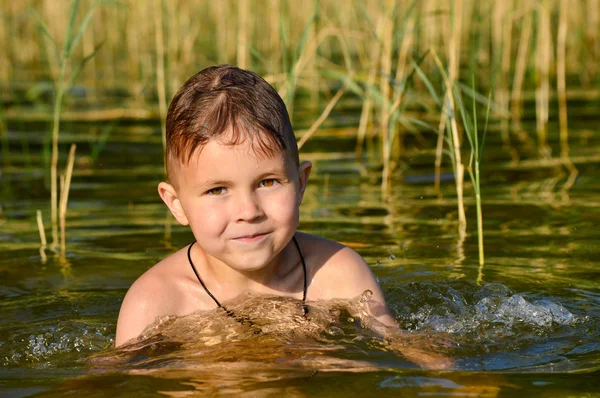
[{"left": 159, "top": 132, "right": 311, "bottom": 273}]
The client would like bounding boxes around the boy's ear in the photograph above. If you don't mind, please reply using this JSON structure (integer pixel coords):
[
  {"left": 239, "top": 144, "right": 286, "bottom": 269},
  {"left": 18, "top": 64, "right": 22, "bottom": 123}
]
[
  {"left": 158, "top": 182, "right": 189, "bottom": 226},
  {"left": 296, "top": 161, "right": 312, "bottom": 205}
]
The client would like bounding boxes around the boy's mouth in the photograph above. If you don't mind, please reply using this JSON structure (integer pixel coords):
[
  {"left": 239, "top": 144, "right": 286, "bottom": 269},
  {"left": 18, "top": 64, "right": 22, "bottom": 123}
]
[{"left": 231, "top": 232, "right": 270, "bottom": 243}]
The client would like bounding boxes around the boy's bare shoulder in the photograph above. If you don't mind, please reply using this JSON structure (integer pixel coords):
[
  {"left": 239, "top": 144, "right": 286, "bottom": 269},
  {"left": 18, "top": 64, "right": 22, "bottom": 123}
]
[
  {"left": 128, "top": 249, "right": 189, "bottom": 299},
  {"left": 296, "top": 233, "right": 382, "bottom": 300},
  {"left": 115, "top": 247, "right": 194, "bottom": 346}
]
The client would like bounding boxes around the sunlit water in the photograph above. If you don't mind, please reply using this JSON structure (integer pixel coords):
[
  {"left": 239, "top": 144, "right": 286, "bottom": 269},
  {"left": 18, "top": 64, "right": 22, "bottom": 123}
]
[{"left": 1, "top": 96, "right": 600, "bottom": 396}]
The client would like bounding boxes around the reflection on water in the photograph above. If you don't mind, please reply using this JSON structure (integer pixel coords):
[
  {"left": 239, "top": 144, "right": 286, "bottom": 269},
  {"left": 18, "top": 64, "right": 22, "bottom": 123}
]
[
  {"left": 1, "top": 102, "right": 599, "bottom": 395},
  {"left": 3, "top": 283, "right": 597, "bottom": 371},
  {"left": 3, "top": 283, "right": 597, "bottom": 395}
]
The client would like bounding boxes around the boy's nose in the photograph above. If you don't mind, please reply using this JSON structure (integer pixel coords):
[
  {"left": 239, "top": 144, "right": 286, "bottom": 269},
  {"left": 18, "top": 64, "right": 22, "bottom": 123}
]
[{"left": 234, "top": 192, "right": 265, "bottom": 222}]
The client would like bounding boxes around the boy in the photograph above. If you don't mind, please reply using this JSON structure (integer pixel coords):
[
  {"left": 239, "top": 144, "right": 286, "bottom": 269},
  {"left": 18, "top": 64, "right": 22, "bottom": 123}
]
[{"left": 115, "top": 65, "right": 396, "bottom": 347}]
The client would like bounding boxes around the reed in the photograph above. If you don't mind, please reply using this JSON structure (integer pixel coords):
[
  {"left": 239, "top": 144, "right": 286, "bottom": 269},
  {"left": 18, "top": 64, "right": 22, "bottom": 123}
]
[
  {"left": 434, "top": 0, "right": 466, "bottom": 236},
  {"left": 280, "top": 9, "right": 317, "bottom": 120},
  {"left": 355, "top": 4, "right": 384, "bottom": 162},
  {"left": 32, "top": 0, "right": 104, "bottom": 251},
  {"left": 510, "top": 3, "right": 533, "bottom": 140},
  {"left": 535, "top": 0, "right": 551, "bottom": 158},
  {"left": 59, "top": 144, "right": 76, "bottom": 257},
  {"left": 457, "top": 79, "right": 490, "bottom": 269},
  {"left": 2, "top": 1, "right": 596, "bottom": 97},
  {"left": 381, "top": 1, "right": 419, "bottom": 196},
  {"left": 2, "top": 0, "right": 598, "bottom": 219},
  {"left": 236, "top": 0, "right": 249, "bottom": 69},
  {"left": 385, "top": 6, "right": 417, "bottom": 185},
  {"left": 587, "top": 0, "right": 599, "bottom": 84},
  {"left": 378, "top": 0, "right": 394, "bottom": 185},
  {"left": 557, "top": 0, "right": 579, "bottom": 191},
  {"left": 556, "top": 0, "right": 568, "bottom": 158},
  {"left": 154, "top": 0, "right": 167, "bottom": 162},
  {"left": 297, "top": 76, "right": 350, "bottom": 150},
  {"left": 492, "top": 1, "right": 512, "bottom": 150},
  {"left": 36, "top": 209, "right": 47, "bottom": 264}
]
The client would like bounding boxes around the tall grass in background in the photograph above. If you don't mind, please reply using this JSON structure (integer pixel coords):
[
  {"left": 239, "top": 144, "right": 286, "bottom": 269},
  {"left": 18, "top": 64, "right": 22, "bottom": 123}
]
[
  {"left": 1, "top": 0, "right": 598, "bottom": 265},
  {"left": 31, "top": 0, "right": 106, "bottom": 258}
]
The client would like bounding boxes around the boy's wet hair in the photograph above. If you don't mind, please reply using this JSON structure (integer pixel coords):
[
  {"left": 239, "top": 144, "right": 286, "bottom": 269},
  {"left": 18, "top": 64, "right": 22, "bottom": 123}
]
[{"left": 165, "top": 65, "right": 298, "bottom": 183}]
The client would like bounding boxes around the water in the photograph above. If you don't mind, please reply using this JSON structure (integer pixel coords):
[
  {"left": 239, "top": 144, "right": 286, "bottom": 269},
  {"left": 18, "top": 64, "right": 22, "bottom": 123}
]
[{"left": 1, "top": 97, "right": 600, "bottom": 396}]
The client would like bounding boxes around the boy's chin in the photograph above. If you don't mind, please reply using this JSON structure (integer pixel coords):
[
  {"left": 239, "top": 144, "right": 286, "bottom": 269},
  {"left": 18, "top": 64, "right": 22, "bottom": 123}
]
[{"left": 224, "top": 253, "right": 277, "bottom": 273}]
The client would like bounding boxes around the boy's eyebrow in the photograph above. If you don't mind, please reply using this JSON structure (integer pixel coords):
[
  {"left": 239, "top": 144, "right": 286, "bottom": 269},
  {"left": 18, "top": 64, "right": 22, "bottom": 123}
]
[
  {"left": 255, "top": 167, "right": 291, "bottom": 180},
  {"left": 194, "top": 179, "right": 232, "bottom": 190}
]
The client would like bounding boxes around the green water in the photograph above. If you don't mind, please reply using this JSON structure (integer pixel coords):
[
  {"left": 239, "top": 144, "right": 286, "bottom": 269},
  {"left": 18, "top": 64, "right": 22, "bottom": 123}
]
[{"left": 1, "top": 97, "right": 600, "bottom": 396}]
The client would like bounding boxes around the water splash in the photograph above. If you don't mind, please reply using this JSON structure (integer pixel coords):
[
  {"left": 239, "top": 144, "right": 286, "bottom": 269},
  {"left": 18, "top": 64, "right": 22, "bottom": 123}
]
[
  {"left": 1, "top": 321, "right": 113, "bottom": 368},
  {"left": 391, "top": 282, "right": 579, "bottom": 337},
  {"left": 3, "top": 283, "right": 597, "bottom": 374}
]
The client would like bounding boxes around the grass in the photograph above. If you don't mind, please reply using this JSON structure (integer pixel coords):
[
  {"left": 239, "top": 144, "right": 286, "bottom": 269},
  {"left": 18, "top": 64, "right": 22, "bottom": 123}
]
[
  {"left": 457, "top": 78, "right": 491, "bottom": 271},
  {"left": 1, "top": 0, "right": 597, "bottom": 267},
  {"left": 32, "top": 0, "right": 106, "bottom": 257}
]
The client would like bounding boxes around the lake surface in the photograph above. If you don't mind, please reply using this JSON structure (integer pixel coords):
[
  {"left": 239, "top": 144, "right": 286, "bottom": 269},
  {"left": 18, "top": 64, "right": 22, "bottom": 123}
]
[{"left": 1, "top": 95, "right": 599, "bottom": 396}]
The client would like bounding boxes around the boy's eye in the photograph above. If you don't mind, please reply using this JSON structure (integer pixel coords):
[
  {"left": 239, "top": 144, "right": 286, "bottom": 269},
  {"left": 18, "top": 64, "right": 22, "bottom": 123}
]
[
  {"left": 259, "top": 179, "right": 278, "bottom": 188},
  {"left": 207, "top": 187, "right": 226, "bottom": 195}
]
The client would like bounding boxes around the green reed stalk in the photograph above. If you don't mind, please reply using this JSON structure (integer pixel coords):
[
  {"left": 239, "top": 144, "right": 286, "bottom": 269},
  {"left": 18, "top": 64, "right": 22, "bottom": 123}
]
[
  {"left": 432, "top": 51, "right": 466, "bottom": 239},
  {"left": 283, "top": 9, "right": 317, "bottom": 118},
  {"left": 33, "top": 0, "right": 105, "bottom": 251},
  {"left": 454, "top": 77, "right": 490, "bottom": 268}
]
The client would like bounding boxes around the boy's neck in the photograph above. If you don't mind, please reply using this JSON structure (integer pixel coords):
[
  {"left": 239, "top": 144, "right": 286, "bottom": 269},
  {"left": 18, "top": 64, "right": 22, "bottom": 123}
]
[{"left": 193, "top": 239, "right": 298, "bottom": 298}]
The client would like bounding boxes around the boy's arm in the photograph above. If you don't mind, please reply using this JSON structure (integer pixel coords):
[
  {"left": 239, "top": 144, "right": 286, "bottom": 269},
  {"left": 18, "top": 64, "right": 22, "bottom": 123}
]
[
  {"left": 322, "top": 246, "right": 452, "bottom": 370},
  {"left": 115, "top": 275, "right": 168, "bottom": 347},
  {"left": 318, "top": 245, "right": 397, "bottom": 327}
]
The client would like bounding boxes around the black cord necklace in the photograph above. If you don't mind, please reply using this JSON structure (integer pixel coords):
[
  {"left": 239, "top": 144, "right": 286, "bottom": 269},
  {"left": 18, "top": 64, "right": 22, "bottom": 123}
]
[{"left": 187, "top": 236, "right": 309, "bottom": 324}]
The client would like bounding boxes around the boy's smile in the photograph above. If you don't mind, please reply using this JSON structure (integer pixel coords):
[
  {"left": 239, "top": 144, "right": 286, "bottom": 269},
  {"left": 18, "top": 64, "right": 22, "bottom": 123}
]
[{"left": 159, "top": 132, "right": 311, "bottom": 279}]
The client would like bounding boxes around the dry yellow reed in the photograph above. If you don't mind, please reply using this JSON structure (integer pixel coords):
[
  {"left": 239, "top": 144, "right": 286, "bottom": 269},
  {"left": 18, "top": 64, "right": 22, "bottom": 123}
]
[
  {"left": 433, "top": 102, "right": 447, "bottom": 198},
  {"left": 387, "top": 12, "right": 416, "bottom": 167},
  {"left": 493, "top": 1, "right": 510, "bottom": 146},
  {"left": 378, "top": 0, "right": 394, "bottom": 136},
  {"left": 297, "top": 77, "right": 350, "bottom": 149},
  {"left": 268, "top": 0, "right": 281, "bottom": 74},
  {"left": 126, "top": 3, "right": 141, "bottom": 89},
  {"left": 434, "top": 0, "right": 460, "bottom": 197},
  {"left": 557, "top": 0, "right": 579, "bottom": 191},
  {"left": 59, "top": 144, "right": 76, "bottom": 257},
  {"left": 0, "top": 4, "right": 9, "bottom": 83},
  {"left": 434, "top": 0, "right": 466, "bottom": 234},
  {"left": 433, "top": 0, "right": 467, "bottom": 233},
  {"left": 36, "top": 210, "right": 47, "bottom": 264},
  {"left": 557, "top": 0, "right": 569, "bottom": 158},
  {"left": 355, "top": 8, "right": 384, "bottom": 161},
  {"left": 379, "top": 0, "right": 395, "bottom": 196},
  {"left": 535, "top": 0, "right": 551, "bottom": 158},
  {"left": 82, "top": 12, "right": 97, "bottom": 96},
  {"left": 511, "top": 4, "right": 533, "bottom": 136},
  {"left": 237, "top": 0, "right": 249, "bottom": 69},
  {"left": 153, "top": 0, "right": 167, "bottom": 161},
  {"left": 586, "top": 0, "right": 599, "bottom": 83}
]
